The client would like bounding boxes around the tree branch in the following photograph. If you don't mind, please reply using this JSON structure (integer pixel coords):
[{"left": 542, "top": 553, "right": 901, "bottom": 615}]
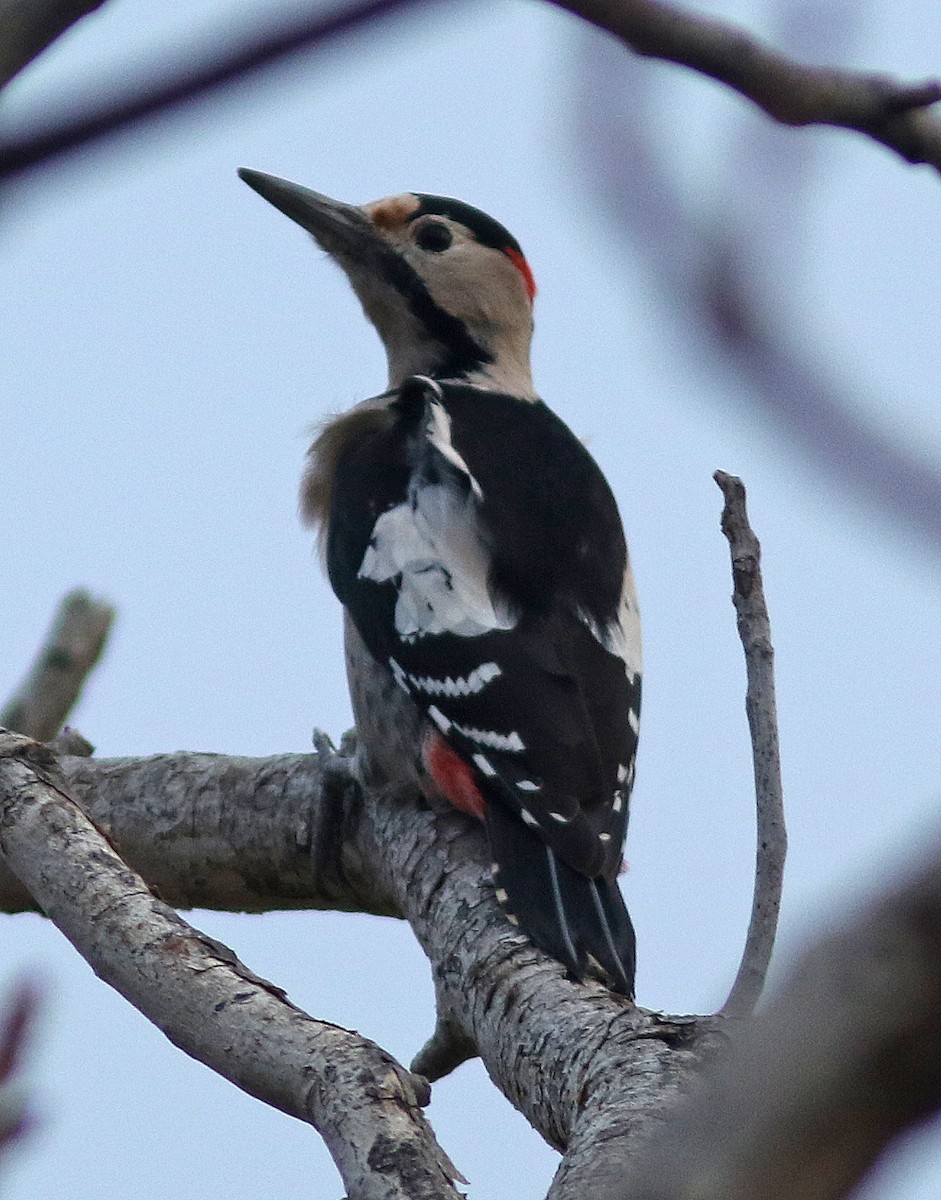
[
  {"left": 1, "top": 589, "right": 114, "bottom": 742},
  {"left": 4, "top": 0, "right": 941, "bottom": 187},
  {"left": 0, "top": 740, "right": 728, "bottom": 1187},
  {"left": 0, "top": 474, "right": 784, "bottom": 1191},
  {"left": 0, "top": 746, "right": 399, "bottom": 918},
  {"left": 8, "top": 736, "right": 941, "bottom": 1198},
  {"left": 573, "top": 28, "right": 941, "bottom": 559},
  {"left": 0, "top": 729, "right": 461, "bottom": 1200},
  {"left": 0, "top": 0, "right": 443, "bottom": 183},
  {"left": 0, "top": 0, "right": 106, "bottom": 90},
  {"left": 714, "top": 473, "right": 785, "bottom": 1019},
  {"left": 554, "top": 0, "right": 941, "bottom": 170},
  {"left": 0, "top": 979, "right": 38, "bottom": 1161}
]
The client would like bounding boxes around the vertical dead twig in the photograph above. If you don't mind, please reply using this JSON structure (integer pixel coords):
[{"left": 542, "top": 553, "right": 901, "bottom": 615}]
[
  {"left": 1, "top": 589, "right": 115, "bottom": 741},
  {"left": 714, "top": 471, "right": 786, "bottom": 1018}
]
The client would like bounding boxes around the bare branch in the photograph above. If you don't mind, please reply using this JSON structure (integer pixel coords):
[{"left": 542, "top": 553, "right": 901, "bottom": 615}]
[
  {"left": 618, "top": 829, "right": 941, "bottom": 1200},
  {"left": 714, "top": 473, "right": 785, "bottom": 1019},
  {"left": 0, "top": 742, "right": 727, "bottom": 1182},
  {"left": 0, "top": 0, "right": 440, "bottom": 184},
  {"left": 0, "top": 730, "right": 461, "bottom": 1200},
  {"left": 0, "top": 0, "right": 106, "bottom": 90},
  {"left": 0, "top": 979, "right": 39, "bottom": 1157},
  {"left": 410, "top": 1011, "right": 476, "bottom": 1083},
  {"left": 1, "top": 589, "right": 114, "bottom": 742},
  {"left": 5, "top": 0, "right": 940, "bottom": 189},
  {"left": 0, "top": 747, "right": 399, "bottom": 918},
  {"left": 573, "top": 35, "right": 941, "bottom": 559},
  {"left": 46, "top": 725, "right": 95, "bottom": 757},
  {"left": 554, "top": 0, "right": 941, "bottom": 170}
]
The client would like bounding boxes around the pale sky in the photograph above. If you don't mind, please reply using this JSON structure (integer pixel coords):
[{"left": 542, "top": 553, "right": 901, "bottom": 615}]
[{"left": 3, "top": 1, "right": 941, "bottom": 1196}]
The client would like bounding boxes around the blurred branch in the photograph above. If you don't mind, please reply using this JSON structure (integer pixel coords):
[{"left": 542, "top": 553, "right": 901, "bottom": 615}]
[
  {"left": 554, "top": 0, "right": 941, "bottom": 170},
  {"left": 3, "top": 0, "right": 940, "bottom": 188},
  {"left": 0, "top": 980, "right": 38, "bottom": 1160},
  {"left": 1, "top": 589, "right": 114, "bottom": 741},
  {"left": 0, "top": 0, "right": 105, "bottom": 90},
  {"left": 0, "top": 729, "right": 461, "bottom": 1200},
  {"left": 714, "top": 473, "right": 785, "bottom": 1019},
  {"left": 0, "top": 0, "right": 445, "bottom": 183},
  {"left": 616, "top": 830, "right": 941, "bottom": 1200},
  {"left": 574, "top": 31, "right": 941, "bottom": 558}
]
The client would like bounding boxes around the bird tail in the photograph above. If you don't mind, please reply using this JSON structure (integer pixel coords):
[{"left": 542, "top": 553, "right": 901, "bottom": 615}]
[{"left": 485, "top": 801, "right": 636, "bottom": 997}]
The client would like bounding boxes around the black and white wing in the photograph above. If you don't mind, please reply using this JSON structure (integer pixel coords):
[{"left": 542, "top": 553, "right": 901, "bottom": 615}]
[{"left": 325, "top": 375, "right": 641, "bottom": 994}]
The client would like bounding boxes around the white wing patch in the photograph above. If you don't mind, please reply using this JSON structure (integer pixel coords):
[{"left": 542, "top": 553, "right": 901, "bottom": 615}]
[
  {"left": 452, "top": 723, "right": 525, "bottom": 752},
  {"left": 359, "top": 482, "right": 516, "bottom": 641},
  {"left": 406, "top": 661, "right": 502, "bottom": 697},
  {"left": 425, "top": 398, "right": 484, "bottom": 500},
  {"left": 578, "top": 560, "right": 642, "bottom": 681}
]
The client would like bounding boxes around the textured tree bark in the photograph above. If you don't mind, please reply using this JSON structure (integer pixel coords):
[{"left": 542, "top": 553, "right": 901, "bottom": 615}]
[
  {"left": 0, "top": 731, "right": 461, "bottom": 1200},
  {"left": 1, "top": 590, "right": 114, "bottom": 743},
  {"left": 9, "top": 739, "right": 941, "bottom": 1198},
  {"left": 0, "top": 477, "right": 777, "bottom": 1193},
  {"left": 0, "top": 740, "right": 728, "bottom": 1183}
]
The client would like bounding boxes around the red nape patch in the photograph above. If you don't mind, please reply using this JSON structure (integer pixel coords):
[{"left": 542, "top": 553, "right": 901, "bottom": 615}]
[
  {"left": 424, "top": 733, "right": 487, "bottom": 821},
  {"left": 504, "top": 247, "right": 537, "bottom": 303}
]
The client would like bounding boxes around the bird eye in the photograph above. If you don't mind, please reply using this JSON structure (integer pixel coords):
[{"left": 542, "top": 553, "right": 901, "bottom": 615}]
[{"left": 414, "top": 221, "right": 453, "bottom": 252}]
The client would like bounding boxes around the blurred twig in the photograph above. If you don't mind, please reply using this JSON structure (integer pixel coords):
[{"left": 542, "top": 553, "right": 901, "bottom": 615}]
[
  {"left": 714, "top": 473, "right": 785, "bottom": 1019},
  {"left": 0, "top": 0, "right": 105, "bottom": 90},
  {"left": 2, "top": 0, "right": 939, "bottom": 186},
  {"left": 554, "top": 0, "right": 941, "bottom": 170},
  {"left": 2, "top": 589, "right": 114, "bottom": 741},
  {"left": 0, "top": 0, "right": 446, "bottom": 183},
  {"left": 0, "top": 980, "right": 39, "bottom": 1159},
  {"left": 573, "top": 27, "right": 941, "bottom": 558}
]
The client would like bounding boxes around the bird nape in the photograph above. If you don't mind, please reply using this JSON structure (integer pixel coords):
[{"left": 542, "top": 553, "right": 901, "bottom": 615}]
[{"left": 239, "top": 167, "right": 642, "bottom": 997}]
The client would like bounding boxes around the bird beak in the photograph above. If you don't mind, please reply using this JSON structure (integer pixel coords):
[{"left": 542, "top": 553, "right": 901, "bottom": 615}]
[{"left": 238, "top": 168, "right": 380, "bottom": 263}]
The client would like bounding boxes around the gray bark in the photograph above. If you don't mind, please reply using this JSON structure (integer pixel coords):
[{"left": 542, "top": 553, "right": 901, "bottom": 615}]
[
  {"left": 1, "top": 590, "right": 114, "bottom": 743},
  {"left": 7, "top": 738, "right": 941, "bottom": 1197},
  {"left": 0, "top": 731, "right": 461, "bottom": 1200},
  {"left": 0, "top": 741, "right": 728, "bottom": 1187},
  {"left": 715, "top": 473, "right": 786, "bottom": 1018}
]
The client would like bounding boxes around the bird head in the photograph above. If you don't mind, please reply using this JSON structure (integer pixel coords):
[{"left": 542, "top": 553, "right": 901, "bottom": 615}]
[{"left": 239, "top": 169, "right": 536, "bottom": 397}]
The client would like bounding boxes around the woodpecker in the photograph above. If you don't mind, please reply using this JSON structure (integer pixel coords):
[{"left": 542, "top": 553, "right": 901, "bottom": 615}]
[{"left": 239, "top": 168, "right": 642, "bottom": 997}]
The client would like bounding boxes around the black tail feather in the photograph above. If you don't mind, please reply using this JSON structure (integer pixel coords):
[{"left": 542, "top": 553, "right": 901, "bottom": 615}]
[{"left": 485, "top": 802, "right": 636, "bottom": 997}]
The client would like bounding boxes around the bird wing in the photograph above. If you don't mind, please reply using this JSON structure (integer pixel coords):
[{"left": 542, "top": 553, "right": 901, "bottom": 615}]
[{"left": 325, "top": 376, "right": 641, "bottom": 882}]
